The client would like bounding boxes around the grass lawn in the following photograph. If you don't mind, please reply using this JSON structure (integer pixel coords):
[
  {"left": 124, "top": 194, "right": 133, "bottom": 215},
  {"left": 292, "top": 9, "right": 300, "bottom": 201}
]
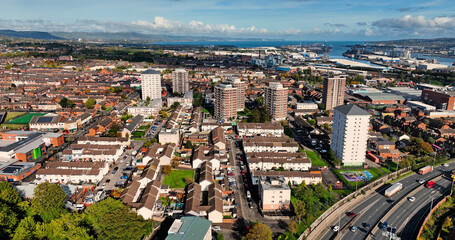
[
  {"left": 132, "top": 131, "right": 145, "bottom": 137},
  {"left": 381, "top": 167, "right": 391, "bottom": 174},
  {"left": 163, "top": 170, "right": 194, "bottom": 189},
  {"left": 4, "top": 112, "right": 27, "bottom": 122},
  {"left": 201, "top": 107, "right": 210, "bottom": 114},
  {"left": 305, "top": 151, "right": 327, "bottom": 167},
  {"left": 138, "top": 125, "right": 150, "bottom": 130},
  {"left": 388, "top": 171, "right": 415, "bottom": 184},
  {"left": 333, "top": 189, "right": 355, "bottom": 198},
  {"left": 0, "top": 124, "right": 26, "bottom": 130},
  {"left": 8, "top": 113, "right": 46, "bottom": 124}
]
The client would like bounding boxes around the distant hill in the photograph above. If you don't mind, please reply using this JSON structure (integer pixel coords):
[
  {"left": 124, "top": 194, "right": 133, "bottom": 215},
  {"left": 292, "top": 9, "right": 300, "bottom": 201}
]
[
  {"left": 51, "top": 31, "right": 278, "bottom": 43},
  {"left": 369, "top": 38, "right": 455, "bottom": 48},
  {"left": 0, "top": 30, "right": 64, "bottom": 40}
]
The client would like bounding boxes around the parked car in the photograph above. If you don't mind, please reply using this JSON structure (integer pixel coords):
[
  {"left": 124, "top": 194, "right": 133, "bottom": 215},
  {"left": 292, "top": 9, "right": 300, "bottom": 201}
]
[
  {"left": 213, "top": 226, "right": 221, "bottom": 231},
  {"left": 120, "top": 175, "right": 128, "bottom": 179}
]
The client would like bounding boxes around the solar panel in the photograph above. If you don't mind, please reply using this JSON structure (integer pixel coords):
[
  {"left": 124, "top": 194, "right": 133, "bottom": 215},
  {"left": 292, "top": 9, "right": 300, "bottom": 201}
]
[
  {"left": 36, "top": 117, "right": 54, "bottom": 123},
  {"left": 2, "top": 166, "right": 21, "bottom": 173}
]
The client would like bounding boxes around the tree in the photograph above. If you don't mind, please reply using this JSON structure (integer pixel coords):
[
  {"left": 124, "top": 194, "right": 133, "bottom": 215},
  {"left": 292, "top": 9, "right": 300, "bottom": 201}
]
[
  {"left": 85, "top": 198, "right": 154, "bottom": 240},
  {"left": 251, "top": 109, "right": 261, "bottom": 123},
  {"left": 254, "top": 96, "right": 264, "bottom": 106},
  {"left": 85, "top": 98, "right": 96, "bottom": 109},
  {"left": 184, "top": 177, "right": 193, "bottom": 184},
  {"left": 170, "top": 102, "right": 180, "bottom": 109},
  {"left": 184, "top": 140, "right": 193, "bottom": 149},
  {"left": 245, "top": 222, "right": 272, "bottom": 240},
  {"left": 293, "top": 200, "right": 306, "bottom": 224},
  {"left": 31, "top": 182, "right": 66, "bottom": 222},
  {"left": 38, "top": 213, "right": 92, "bottom": 240},
  {"left": 442, "top": 216, "right": 453, "bottom": 233},
  {"left": 59, "top": 97, "right": 74, "bottom": 108},
  {"left": 0, "top": 202, "right": 19, "bottom": 238},
  {"left": 217, "top": 233, "right": 224, "bottom": 240},
  {"left": 428, "top": 137, "right": 435, "bottom": 144},
  {"left": 172, "top": 160, "right": 180, "bottom": 168},
  {"left": 151, "top": 138, "right": 158, "bottom": 143},
  {"left": 160, "top": 110, "right": 169, "bottom": 118},
  {"left": 143, "top": 140, "right": 152, "bottom": 149},
  {"left": 420, "top": 141, "right": 434, "bottom": 154},
  {"left": 145, "top": 96, "right": 151, "bottom": 105},
  {"left": 163, "top": 165, "right": 173, "bottom": 175},
  {"left": 12, "top": 216, "right": 38, "bottom": 240},
  {"left": 287, "top": 220, "right": 299, "bottom": 235}
]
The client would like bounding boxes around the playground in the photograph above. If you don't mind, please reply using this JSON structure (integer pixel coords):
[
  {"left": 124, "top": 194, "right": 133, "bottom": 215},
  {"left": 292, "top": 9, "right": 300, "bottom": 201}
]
[{"left": 340, "top": 170, "right": 374, "bottom": 182}]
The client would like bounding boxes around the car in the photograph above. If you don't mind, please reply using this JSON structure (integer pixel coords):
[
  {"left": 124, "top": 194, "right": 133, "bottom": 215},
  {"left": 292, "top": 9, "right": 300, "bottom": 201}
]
[
  {"left": 426, "top": 181, "right": 435, "bottom": 188},
  {"left": 213, "top": 226, "right": 221, "bottom": 231},
  {"left": 347, "top": 212, "right": 355, "bottom": 217},
  {"left": 247, "top": 198, "right": 252, "bottom": 203},
  {"left": 391, "top": 227, "right": 397, "bottom": 234},
  {"left": 362, "top": 223, "right": 371, "bottom": 229},
  {"left": 443, "top": 163, "right": 449, "bottom": 167},
  {"left": 106, "top": 179, "right": 111, "bottom": 183},
  {"left": 101, "top": 183, "right": 106, "bottom": 187},
  {"left": 418, "top": 179, "right": 425, "bottom": 184},
  {"left": 332, "top": 226, "right": 340, "bottom": 232},
  {"left": 248, "top": 202, "right": 253, "bottom": 209},
  {"left": 114, "top": 166, "right": 119, "bottom": 171},
  {"left": 350, "top": 226, "right": 357, "bottom": 232},
  {"left": 120, "top": 175, "right": 128, "bottom": 179},
  {"left": 409, "top": 197, "right": 416, "bottom": 202},
  {"left": 379, "top": 222, "right": 388, "bottom": 230},
  {"left": 228, "top": 172, "right": 234, "bottom": 176},
  {"left": 111, "top": 170, "right": 117, "bottom": 175}
]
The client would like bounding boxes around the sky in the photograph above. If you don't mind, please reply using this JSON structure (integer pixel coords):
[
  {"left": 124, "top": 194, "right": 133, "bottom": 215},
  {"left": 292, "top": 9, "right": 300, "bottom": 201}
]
[{"left": 1, "top": 0, "right": 455, "bottom": 41}]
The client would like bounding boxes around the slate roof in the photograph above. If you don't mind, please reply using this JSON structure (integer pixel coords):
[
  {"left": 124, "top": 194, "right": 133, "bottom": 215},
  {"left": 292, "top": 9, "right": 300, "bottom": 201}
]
[{"left": 334, "top": 104, "right": 370, "bottom": 116}]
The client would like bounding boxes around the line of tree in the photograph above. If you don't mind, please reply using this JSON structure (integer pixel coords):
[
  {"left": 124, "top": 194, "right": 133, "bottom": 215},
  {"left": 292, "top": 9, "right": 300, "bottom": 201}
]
[{"left": 0, "top": 182, "right": 155, "bottom": 240}]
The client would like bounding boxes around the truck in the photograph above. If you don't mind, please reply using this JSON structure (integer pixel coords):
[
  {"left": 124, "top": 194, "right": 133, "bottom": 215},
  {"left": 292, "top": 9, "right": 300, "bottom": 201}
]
[
  {"left": 385, "top": 182, "right": 403, "bottom": 197},
  {"left": 419, "top": 166, "right": 433, "bottom": 175}
]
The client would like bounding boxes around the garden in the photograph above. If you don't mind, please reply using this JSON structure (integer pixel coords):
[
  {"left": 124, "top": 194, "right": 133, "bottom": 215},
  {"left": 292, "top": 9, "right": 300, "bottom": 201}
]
[{"left": 163, "top": 170, "right": 194, "bottom": 189}]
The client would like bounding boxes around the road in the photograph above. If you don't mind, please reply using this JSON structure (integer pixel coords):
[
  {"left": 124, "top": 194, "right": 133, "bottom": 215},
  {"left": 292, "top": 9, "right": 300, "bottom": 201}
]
[
  {"left": 374, "top": 177, "right": 452, "bottom": 240},
  {"left": 322, "top": 163, "right": 455, "bottom": 240},
  {"left": 228, "top": 139, "right": 286, "bottom": 234}
]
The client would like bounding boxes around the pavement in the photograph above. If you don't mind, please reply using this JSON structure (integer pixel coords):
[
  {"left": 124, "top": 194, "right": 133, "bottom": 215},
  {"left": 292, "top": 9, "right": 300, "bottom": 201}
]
[{"left": 321, "top": 162, "right": 455, "bottom": 240}]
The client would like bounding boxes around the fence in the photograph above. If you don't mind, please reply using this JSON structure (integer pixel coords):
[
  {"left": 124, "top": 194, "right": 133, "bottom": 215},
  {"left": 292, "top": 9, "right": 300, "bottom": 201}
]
[{"left": 299, "top": 167, "right": 411, "bottom": 239}]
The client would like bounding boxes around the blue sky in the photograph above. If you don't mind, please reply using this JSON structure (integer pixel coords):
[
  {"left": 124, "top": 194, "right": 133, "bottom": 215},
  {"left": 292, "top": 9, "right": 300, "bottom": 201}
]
[{"left": 1, "top": 0, "right": 455, "bottom": 40}]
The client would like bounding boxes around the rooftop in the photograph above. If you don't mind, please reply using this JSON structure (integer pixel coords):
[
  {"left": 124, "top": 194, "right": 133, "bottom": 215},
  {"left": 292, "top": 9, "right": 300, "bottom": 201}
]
[
  {"left": 334, "top": 104, "right": 370, "bottom": 116},
  {"left": 166, "top": 216, "right": 212, "bottom": 240}
]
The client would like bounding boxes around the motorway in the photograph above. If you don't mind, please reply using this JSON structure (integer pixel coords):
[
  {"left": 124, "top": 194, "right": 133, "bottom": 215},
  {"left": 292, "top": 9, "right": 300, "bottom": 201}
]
[
  {"left": 322, "top": 162, "right": 455, "bottom": 240},
  {"left": 372, "top": 177, "right": 452, "bottom": 240}
]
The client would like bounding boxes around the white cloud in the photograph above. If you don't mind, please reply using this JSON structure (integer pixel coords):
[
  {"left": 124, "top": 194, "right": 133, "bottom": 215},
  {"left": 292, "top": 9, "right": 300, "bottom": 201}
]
[
  {"left": 0, "top": 17, "right": 297, "bottom": 37},
  {"left": 373, "top": 14, "right": 455, "bottom": 29}
]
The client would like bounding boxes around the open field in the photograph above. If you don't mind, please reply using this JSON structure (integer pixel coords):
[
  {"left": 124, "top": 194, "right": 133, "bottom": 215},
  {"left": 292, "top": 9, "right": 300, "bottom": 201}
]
[
  {"left": 8, "top": 113, "right": 46, "bottom": 124},
  {"left": 305, "top": 151, "right": 327, "bottom": 167},
  {"left": 4, "top": 112, "right": 27, "bottom": 122}
]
